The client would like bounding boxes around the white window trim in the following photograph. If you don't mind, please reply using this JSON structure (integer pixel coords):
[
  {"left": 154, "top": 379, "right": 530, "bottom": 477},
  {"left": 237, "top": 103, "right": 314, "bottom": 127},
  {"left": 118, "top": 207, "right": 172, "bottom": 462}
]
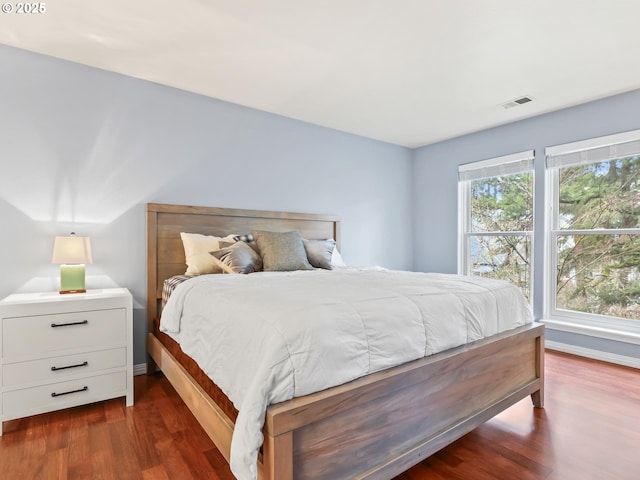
[
  {"left": 458, "top": 150, "right": 535, "bottom": 302},
  {"left": 544, "top": 130, "right": 640, "bottom": 340},
  {"left": 459, "top": 150, "right": 534, "bottom": 181},
  {"left": 546, "top": 127, "right": 640, "bottom": 158}
]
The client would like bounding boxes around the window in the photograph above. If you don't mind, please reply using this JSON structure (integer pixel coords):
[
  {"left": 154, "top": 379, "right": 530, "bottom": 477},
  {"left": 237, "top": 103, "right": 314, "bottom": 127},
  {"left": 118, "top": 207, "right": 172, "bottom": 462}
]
[
  {"left": 458, "top": 151, "right": 535, "bottom": 300},
  {"left": 546, "top": 130, "right": 640, "bottom": 328}
]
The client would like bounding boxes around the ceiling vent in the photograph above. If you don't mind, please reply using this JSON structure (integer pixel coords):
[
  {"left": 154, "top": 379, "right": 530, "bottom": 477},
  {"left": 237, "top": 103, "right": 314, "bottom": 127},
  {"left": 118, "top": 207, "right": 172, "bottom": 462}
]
[{"left": 501, "top": 96, "right": 533, "bottom": 109}]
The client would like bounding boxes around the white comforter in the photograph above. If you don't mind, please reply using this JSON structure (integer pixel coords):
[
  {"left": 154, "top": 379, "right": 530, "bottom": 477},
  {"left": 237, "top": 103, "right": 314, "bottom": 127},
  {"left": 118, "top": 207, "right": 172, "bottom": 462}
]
[{"left": 160, "top": 268, "right": 532, "bottom": 480}]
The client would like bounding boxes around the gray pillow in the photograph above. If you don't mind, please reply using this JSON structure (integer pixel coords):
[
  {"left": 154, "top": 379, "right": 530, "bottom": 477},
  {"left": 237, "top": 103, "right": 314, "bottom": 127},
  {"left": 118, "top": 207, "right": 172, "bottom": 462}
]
[
  {"left": 252, "top": 230, "right": 313, "bottom": 272},
  {"left": 210, "top": 241, "right": 263, "bottom": 274},
  {"left": 303, "top": 239, "right": 336, "bottom": 270}
]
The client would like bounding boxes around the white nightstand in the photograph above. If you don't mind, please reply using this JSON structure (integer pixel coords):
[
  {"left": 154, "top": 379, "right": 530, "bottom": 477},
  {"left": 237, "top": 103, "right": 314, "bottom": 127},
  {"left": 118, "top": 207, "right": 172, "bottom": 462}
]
[{"left": 0, "top": 288, "right": 133, "bottom": 435}]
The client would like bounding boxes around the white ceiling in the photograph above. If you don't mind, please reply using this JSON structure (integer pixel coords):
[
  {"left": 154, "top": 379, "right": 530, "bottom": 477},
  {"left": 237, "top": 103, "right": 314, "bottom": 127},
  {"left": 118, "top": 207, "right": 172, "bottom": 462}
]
[{"left": 2, "top": 0, "right": 640, "bottom": 147}]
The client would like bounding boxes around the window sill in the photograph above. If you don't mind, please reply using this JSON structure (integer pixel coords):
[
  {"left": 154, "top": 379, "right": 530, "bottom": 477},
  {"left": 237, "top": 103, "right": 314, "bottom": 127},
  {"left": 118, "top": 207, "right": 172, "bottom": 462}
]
[{"left": 542, "top": 318, "right": 640, "bottom": 346}]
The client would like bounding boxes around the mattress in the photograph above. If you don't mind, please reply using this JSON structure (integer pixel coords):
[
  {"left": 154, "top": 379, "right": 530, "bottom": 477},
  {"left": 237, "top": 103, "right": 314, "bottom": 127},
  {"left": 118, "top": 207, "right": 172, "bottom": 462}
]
[{"left": 160, "top": 267, "right": 532, "bottom": 480}]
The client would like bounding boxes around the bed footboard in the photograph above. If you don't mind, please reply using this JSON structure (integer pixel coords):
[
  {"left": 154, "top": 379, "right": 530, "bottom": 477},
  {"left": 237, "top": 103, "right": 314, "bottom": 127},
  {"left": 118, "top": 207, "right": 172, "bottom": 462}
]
[{"left": 261, "top": 322, "right": 544, "bottom": 480}]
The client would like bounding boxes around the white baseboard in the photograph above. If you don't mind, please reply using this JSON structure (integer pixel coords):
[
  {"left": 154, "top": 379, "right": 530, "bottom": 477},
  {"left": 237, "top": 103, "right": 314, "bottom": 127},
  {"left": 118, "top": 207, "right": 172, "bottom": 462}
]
[
  {"left": 546, "top": 340, "right": 640, "bottom": 369},
  {"left": 133, "top": 363, "right": 148, "bottom": 376},
  {"left": 542, "top": 318, "right": 640, "bottom": 346}
]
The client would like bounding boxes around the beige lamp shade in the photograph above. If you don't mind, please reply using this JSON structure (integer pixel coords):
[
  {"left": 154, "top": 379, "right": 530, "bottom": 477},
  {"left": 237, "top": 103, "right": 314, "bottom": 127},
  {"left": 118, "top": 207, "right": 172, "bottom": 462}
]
[{"left": 52, "top": 235, "right": 93, "bottom": 265}]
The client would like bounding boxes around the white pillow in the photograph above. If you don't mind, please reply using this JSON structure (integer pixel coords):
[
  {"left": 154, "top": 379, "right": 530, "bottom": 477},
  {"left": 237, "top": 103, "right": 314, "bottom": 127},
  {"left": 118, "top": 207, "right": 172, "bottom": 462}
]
[
  {"left": 180, "top": 232, "right": 235, "bottom": 275},
  {"left": 331, "top": 245, "right": 347, "bottom": 267}
]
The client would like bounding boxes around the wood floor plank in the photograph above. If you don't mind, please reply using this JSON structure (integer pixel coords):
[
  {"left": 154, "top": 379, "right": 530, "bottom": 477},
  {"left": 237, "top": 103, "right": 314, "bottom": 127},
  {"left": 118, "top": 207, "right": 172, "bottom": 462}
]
[
  {"left": 172, "top": 429, "right": 224, "bottom": 480},
  {"left": 43, "top": 447, "right": 67, "bottom": 480},
  {"left": 153, "top": 437, "right": 196, "bottom": 480},
  {"left": 108, "top": 419, "right": 143, "bottom": 480},
  {"left": 203, "top": 446, "right": 236, "bottom": 480},
  {"left": 90, "top": 448, "right": 117, "bottom": 480},
  {"left": 104, "top": 396, "right": 127, "bottom": 424},
  {"left": 125, "top": 404, "right": 163, "bottom": 470},
  {"left": 141, "top": 464, "right": 171, "bottom": 480},
  {"left": 0, "top": 350, "right": 638, "bottom": 479},
  {"left": 67, "top": 404, "right": 91, "bottom": 477}
]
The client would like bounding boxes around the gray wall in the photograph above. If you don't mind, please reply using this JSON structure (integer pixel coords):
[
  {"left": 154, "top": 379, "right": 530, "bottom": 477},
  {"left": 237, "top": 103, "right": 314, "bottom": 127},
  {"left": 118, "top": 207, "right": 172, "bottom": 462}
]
[
  {"left": 0, "top": 45, "right": 413, "bottom": 365},
  {"left": 412, "top": 88, "right": 640, "bottom": 359},
  {"left": 2, "top": 42, "right": 638, "bottom": 366}
]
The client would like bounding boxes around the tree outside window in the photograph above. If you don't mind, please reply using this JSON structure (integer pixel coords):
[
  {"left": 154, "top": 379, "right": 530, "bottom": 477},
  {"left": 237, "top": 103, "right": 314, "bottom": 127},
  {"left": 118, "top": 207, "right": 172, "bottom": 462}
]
[
  {"left": 554, "top": 156, "right": 640, "bottom": 320},
  {"left": 469, "top": 173, "right": 533, "bottom": 300},
  {"left": 458, "top": 151, "right": 534, "bottom": 302}
]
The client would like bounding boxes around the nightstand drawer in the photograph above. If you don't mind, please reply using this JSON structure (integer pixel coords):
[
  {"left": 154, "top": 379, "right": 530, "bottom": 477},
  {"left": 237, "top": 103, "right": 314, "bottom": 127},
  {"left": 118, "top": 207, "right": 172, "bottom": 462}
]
[
  {"left": 3, "top": 371, "right": 127, "bottom": 420},
  {"left": 2, "top": 348, "right": 126, "bottom": 387},
  {"left": 2, "top": 308, "right": 126, "bottom": 358}
]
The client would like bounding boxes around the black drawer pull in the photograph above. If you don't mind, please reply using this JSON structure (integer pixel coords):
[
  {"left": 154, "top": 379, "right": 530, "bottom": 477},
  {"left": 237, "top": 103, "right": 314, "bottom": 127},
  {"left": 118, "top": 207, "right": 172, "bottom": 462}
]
[
  {"left": 51, "top": 320, "right": 89, "bottom": 328},
  {"left": 51, "top": 361, "right": 89, "bottom": 372},
  {"left": 51, "top": 386, "right": 88, "bottom": 397}
]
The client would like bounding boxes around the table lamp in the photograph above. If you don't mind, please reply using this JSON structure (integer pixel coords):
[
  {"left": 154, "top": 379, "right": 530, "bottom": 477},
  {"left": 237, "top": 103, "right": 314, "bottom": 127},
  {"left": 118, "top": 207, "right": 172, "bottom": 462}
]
[{"left": 51, "top": 233, "right": 93, "bottom": 294}]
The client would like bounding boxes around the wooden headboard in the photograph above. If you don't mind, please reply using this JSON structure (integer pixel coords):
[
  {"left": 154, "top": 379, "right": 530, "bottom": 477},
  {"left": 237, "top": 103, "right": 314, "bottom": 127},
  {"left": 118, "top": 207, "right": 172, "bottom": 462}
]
[{"left": 146, "top": 203, "right": 341, "bottom": 325}]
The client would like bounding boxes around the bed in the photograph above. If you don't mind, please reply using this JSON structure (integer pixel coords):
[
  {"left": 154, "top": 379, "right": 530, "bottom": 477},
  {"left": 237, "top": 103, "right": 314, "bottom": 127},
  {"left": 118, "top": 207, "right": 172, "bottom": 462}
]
[{"left": 146, "top": 202, "right": 544, "bottom": 480}]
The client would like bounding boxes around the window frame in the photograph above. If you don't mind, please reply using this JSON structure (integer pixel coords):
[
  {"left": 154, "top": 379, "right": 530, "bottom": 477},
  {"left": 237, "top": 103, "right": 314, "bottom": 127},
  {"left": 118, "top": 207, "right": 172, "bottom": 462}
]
[
  {"left": 457, "top": 150, "right": 535, "bottom": 302},
  {"left": 544, "top": 130, "right": 640, "bottom": 337}
]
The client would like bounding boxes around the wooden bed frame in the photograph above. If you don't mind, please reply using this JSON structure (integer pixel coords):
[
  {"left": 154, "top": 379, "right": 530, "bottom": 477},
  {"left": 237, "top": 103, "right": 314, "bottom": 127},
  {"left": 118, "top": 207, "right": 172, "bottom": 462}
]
[{"left": 146, "top": 202, "right": 544, "bottom": 480}]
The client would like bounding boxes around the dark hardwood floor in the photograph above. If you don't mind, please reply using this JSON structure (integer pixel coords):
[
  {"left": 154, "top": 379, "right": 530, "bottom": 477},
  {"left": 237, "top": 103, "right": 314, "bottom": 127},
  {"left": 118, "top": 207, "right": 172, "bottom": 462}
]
[{"left": 1, "top": 350, "right": 639, "bottom": 479}]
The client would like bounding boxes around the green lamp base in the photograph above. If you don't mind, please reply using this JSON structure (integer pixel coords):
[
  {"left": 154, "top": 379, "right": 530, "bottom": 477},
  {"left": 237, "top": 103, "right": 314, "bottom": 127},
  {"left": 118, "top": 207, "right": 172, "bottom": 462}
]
[{"left": 59, "top": 264, "right": 86, "bottom": 294}]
